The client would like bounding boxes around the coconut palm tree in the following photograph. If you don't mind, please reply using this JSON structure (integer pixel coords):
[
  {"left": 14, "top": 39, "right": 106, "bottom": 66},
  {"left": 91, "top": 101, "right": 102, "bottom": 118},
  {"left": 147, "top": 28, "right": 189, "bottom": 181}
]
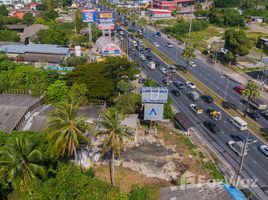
[
  {"left": 0, "top": 135, "right": 47, "bottom": 191},
  {"left": 46, "top": 101, "right": 91, "bottom": 162},
  {"left": 182, "top": 43, "right": 196, "bottom": 67},
  {"left": 95, "top": 109, "right": 130, "bottom": 186},
  {"left": 243, "top": 81, "right": 260, "bottom": 117}
]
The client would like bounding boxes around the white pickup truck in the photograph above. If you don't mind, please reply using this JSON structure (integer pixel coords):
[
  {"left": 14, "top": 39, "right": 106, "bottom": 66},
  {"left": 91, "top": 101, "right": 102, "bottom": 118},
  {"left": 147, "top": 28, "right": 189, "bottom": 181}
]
[{"left": 189, "top": 104, "right": 203, "bottom": 115}]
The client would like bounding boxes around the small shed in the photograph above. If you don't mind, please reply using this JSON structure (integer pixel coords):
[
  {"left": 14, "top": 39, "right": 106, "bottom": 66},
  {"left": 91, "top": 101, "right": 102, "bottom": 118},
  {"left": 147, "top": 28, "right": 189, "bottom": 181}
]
[
  {"left": 249, "top": 16, "right": 263, "bottom": 23},
  {"left": 173, "top": 112, "right": 194, "bottom": 132}
]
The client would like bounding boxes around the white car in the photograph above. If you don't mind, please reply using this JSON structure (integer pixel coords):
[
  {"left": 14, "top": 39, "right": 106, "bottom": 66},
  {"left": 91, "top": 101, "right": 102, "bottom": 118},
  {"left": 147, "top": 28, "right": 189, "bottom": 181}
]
[
  {"left": 189, "top": 104, "right": 203, "bottom": 115},
  {"left": 227, "top": 140, "right": 248, "bottom": 156},
  {"left": 259, "top": 145, "right": 268, "bottom": 157},
  {"left": 160, "top": 67, "right": 167, "bottom": 74},
  {"left": 153, "top": 42, "right": 159, "bottom": 47},
  {"left": 186, "top": 81, "right": 196, "bottom": 89},
  {"left": 189, "top": 61, "right": 196, "bottom": 67},
  {"left": 166, "top": 43, "right": 173, "bottom": 48}
]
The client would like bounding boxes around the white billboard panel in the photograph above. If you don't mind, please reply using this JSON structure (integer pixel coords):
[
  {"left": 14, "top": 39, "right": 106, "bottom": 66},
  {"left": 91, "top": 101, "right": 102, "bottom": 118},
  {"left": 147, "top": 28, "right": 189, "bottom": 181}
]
[
  {"left": 144, "top": 104, "right": 164, "bottom": 121},
  {"left": 142, "top": 87, "right": 168, "bottom": 103}
]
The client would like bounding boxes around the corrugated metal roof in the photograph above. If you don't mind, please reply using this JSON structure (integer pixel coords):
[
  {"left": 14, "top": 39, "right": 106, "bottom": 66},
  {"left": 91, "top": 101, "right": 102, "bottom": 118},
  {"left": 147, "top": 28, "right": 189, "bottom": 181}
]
[{"left": 0, "top": 44, "right": 69, "bottom": 55}]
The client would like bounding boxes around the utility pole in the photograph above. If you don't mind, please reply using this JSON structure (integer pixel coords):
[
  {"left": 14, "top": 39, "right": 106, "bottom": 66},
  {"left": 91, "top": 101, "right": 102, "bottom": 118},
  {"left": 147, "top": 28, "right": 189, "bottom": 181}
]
[
  {"left": 88, "top": 23, "right": 92, "bottom": 44},
  {"left": 234, "top": 132, "right": 249, "bottom": 187},
  {"left": 188, "top": 3, "right": 193, "bottom": 39}
]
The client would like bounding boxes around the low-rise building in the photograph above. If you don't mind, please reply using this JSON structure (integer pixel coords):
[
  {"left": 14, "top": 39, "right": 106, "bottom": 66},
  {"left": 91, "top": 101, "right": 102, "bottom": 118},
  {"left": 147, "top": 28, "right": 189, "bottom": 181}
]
[
  {"left": 0, "top": 44, "right": 70, "bottom": 64},
  {"left": 249, "top": 16, "right": 263, "bottom": 23},
  {"left": 150, "top": 0, "right": 200, "bottom": 11},
  {"left": 147, "top": 8, "right": 172, "bottom": 18}
]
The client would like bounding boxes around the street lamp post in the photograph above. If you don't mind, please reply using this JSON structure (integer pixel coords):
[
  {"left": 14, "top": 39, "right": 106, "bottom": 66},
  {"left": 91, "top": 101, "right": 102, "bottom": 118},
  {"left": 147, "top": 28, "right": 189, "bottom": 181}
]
[
  {"left": 234, "top": 131, "right": 250, "bottom": 187},
  {"left": 188, "top": 3, "right": 193, "bottom": 39}
]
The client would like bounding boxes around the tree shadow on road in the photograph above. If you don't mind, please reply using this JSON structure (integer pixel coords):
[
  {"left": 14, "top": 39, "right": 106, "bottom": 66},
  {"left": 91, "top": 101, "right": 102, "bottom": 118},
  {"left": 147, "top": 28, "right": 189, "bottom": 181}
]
[
  {"left": 260, "top": 128, "right": 268, "bottom": 141},
  {"left": 221, "top": 101, "right": 237, "bottom": 111}
]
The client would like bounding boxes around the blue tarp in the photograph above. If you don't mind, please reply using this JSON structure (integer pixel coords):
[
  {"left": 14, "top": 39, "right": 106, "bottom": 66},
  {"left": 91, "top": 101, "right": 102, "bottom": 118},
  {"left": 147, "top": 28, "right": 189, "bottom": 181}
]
[{"left": 223, "top": 184, "right": 246, "bottom": 200}]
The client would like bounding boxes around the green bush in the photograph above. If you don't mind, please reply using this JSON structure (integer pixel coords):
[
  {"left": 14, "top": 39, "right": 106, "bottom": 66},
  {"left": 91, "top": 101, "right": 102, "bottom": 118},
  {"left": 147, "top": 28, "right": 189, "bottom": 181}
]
[
  {"left": 165, "top": 20, "right": 209, "bottom": 36},
  {"left": 128, "top": 186, "right": 152, "bottom": 200}
]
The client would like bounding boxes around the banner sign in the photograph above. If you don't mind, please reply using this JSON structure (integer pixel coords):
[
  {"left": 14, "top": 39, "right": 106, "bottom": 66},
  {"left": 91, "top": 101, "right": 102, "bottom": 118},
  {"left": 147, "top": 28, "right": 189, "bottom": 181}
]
[
  {"left": 82, "top": 9, "right": 96, "bottom": 22},
  {"left": 98, "top": 11, "right": 113, "bottom": 19},
  {"left": 142, "top": 87, "right": 168, "bottom": 103}
]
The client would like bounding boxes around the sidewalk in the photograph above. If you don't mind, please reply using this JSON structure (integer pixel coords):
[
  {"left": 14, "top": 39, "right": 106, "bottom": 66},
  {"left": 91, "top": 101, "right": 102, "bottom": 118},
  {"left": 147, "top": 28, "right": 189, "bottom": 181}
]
[{"left": 147, "top": 26, "right": 268, "bottom": 100}]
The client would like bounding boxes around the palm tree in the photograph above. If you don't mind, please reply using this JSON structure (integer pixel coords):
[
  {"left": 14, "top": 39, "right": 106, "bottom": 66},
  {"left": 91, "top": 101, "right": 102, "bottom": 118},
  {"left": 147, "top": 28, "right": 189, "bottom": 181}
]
[
  {"left": 46, "top": 101, "right": 91, "bottom": 162},
  {"left": 243, "top": 81, "right": 260, "bottom": 117},
  {"left": 138, "top": 17, "right": 148, "bottom": 29},
  {"left": 182, "top": 43, "right": 196, "bottom": 66},
  {"left": 0, "top": 135, "right": 47, "bottom": 191},
  {"left": 96, "top": 109, "right": 130, "bottom": 186}
]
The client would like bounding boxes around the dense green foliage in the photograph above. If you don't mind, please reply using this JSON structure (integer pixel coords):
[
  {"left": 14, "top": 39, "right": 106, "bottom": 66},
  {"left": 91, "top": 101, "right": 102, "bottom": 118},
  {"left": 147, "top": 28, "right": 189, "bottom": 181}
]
[
  {"left": 209, "top": 8, "right": 245, "bottom": 27},
  {"left": 128, "top": 186, "right": 152, "bottom": 200},
  {"left": 165, "top": 20, "right": 209, "bottom": 36},
  {"left": 23, "top": 12, "right": 34, "bottom": 25},
  {"left": 35, "top": 27, "right": 69, "bottom": 45},
  {"left": 65, "top": 57, "right": 140, "bottom": 102},
  {"left": 214, "top": 0, "right": 242, "bottom": 8},
  {"left": 46, "top": 80, "right": 69, "bottom": 103},
  {"left": 224, "top": 29, "right": 251, "bottom": 56},
  {"left": 114, "top": 93, "right": 141, "bottom": 114},
  {"left": 0, "top": 62, "right": 60, "bottom": 96},
  {"left": 0, "top": 30, "right": 20, "bottom": 42},
  {"left": 21, "top": 164, "right": 127, "bottom": 200}
]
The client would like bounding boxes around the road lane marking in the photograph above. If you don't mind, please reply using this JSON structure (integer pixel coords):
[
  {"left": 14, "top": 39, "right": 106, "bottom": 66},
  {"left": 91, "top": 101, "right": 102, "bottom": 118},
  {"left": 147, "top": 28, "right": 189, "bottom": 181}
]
[
  {"left": 232, "top": 128, "right": 236, "bottom": 132},
  {"left": 253, "top": 160, "right": 258, "bottom": 164},
  {"left": 224, "top": 120, "right": 227, "bottom": 123}
]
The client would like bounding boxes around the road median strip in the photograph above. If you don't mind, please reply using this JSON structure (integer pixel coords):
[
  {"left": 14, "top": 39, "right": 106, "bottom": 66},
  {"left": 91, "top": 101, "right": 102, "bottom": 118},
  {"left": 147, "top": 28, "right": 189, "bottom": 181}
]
[{"left": 141, "top": 39, "right": 268, "bottom": 145}]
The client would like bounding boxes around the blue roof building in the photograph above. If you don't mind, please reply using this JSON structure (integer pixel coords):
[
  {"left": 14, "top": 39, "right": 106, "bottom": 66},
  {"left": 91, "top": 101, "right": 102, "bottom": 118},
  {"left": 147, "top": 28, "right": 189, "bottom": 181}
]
[{"left": 0, "top": 44, "right": 70, "bottom": 56}]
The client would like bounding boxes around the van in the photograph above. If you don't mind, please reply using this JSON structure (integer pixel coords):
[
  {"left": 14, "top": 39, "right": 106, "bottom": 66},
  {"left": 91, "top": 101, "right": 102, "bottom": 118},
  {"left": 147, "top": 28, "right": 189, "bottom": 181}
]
[
  {"left": 229, "top": 117, "right": 247, "bottom": 131},
  {"left": 139, "top": 53, "right": 146, "bottom": 61},
  {"left": 187, "top": 91, "right": 199, "bottom": 101}
]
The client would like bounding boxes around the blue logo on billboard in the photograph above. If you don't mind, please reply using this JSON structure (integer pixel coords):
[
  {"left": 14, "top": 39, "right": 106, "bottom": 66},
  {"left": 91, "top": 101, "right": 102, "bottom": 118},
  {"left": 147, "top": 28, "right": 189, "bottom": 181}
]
[{"left": 149, "top": 108, "right": 157, "bottom": 116}]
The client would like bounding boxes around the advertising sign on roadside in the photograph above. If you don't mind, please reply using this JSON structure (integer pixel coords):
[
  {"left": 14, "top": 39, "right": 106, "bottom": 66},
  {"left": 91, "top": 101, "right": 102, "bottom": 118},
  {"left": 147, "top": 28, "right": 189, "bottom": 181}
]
[
  {"left": 144, "top": 104, "right": 164, "bottom": 121},
  {"left": 98, "top": 11, "right": 113, "bottom": 19},
  {"left": 142, "top": 87, "right": 168, "bottom": 103},
  {"left": 82, "top": 9, "right": 96, "bottom": 22}
]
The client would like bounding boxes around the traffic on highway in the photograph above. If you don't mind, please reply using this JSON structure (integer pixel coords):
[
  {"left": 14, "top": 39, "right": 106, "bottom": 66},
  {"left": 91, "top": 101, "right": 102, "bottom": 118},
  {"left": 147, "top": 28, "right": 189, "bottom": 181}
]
[{"left": 93, "top": 2, "right": 268, "bottom": 198}]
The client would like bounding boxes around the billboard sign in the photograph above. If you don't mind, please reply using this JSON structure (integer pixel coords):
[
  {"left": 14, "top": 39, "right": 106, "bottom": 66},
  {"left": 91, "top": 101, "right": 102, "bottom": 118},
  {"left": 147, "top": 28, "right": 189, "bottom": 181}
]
[
  {"left": 144, "top": 104, "right": 164, "bottom": 121},
  {"left": 97, "top": 22, "right": 115, "bottom": 30},
  {"left": 103, "top": 45, "right": 121, "bottom": 55},
  {"left": 98, "top": 11, "right": 113, "bottom": 19},
  {"left": 82, "top": 9, "right": 96, "bottom": 22},
  {"left": 142, "top": 87, "right": 168, "bottom": 103}
]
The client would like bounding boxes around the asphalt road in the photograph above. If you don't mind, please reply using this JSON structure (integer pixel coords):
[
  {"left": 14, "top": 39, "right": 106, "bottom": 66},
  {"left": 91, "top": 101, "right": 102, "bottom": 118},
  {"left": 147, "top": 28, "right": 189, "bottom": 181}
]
[
  {"left": 128, "top": 44, "right": 268, "bottom": 198},
  {"left": 94, "top": 3, "right": 268, "bottom": 198},
  {"left": 114, "top": 13, "right": 268, "bottom": 131}
]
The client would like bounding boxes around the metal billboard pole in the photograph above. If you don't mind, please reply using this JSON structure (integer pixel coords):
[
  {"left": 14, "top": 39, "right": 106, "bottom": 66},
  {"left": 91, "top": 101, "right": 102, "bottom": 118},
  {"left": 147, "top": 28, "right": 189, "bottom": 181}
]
[{"left": 88, "top": 22, "right": 92, "bottom": 44}]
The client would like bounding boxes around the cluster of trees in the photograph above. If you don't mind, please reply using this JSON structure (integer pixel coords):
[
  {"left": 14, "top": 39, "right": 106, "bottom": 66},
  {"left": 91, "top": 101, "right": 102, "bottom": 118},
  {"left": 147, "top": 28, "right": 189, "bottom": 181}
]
[
  {"left": 0, "top": 54, "right": 60, "bottom": 96},
  {"left": 0, "top": 100, "right": 151, "bottom": 199},
  {"left": 224, "top": 29, "right": 251, "bottom": 61},
  {"left": 65, "top": 57, "right": 140, "bottom": 102},
  {"left": 165, "top": 19, "right": 209, "bottom": 37}
]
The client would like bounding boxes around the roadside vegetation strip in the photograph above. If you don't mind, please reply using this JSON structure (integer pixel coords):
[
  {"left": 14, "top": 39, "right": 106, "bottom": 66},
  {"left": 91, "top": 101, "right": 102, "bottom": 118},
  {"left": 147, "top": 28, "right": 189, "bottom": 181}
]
[{"left": 141, "top": 39, "right": 268, "bottom": 144}]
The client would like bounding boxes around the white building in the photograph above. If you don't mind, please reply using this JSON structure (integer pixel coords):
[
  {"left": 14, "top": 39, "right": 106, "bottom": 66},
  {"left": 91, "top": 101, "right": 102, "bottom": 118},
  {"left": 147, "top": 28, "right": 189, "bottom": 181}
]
[{"left": 0, "top": 0, "right": 14, "bottom": 5}]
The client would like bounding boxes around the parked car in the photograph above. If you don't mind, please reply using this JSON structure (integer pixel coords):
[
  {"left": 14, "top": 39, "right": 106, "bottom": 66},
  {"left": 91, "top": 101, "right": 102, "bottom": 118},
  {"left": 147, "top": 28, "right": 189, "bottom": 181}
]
[
  {"left": 186, "top": 81, "right": 196, "bottom": 89},
  {"left": 166, "top": 43, "right": 173, "bottom": 48},
  {"left": 201, "top": 95, "right": 213, "bottom": 103},
  {"left": 189, "top": 61, "right": 196, "bottom": 67},
  {"left": 138, "top": 78, "right": 146, "bottom": 84},
  {"left": 203, "top": 121, "right": 220, "bottom": 134},
  {"left": 153, "top": 42, "right": 159, "bottom": 47},
  {"left": 171, "top": 90, "right": 181, "bottom": 96},
  {"left": 259, "top": 145, "right": 268, "bottom": 157},
  {"left": 160, "top": 67, "right": 167, "bottom": 74},
  {"left": 234, "top": 85, "right": 244, "bottom": 94},
  {"left": 174, "top": 80, "right": 185, "bottom": 89}
]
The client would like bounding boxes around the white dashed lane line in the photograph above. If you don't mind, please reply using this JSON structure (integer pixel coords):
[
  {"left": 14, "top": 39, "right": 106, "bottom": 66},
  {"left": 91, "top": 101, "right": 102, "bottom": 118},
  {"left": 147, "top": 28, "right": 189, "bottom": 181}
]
[{"left": 224, "top": 120, "right": 227, "bottom": 124}]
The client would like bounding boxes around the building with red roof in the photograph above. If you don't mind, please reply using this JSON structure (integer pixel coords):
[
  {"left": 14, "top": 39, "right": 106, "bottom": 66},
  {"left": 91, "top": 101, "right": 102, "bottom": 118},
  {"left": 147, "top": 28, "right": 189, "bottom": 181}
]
[{"left": 150, "top": 0, "right": 200, "bottom": 11}]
